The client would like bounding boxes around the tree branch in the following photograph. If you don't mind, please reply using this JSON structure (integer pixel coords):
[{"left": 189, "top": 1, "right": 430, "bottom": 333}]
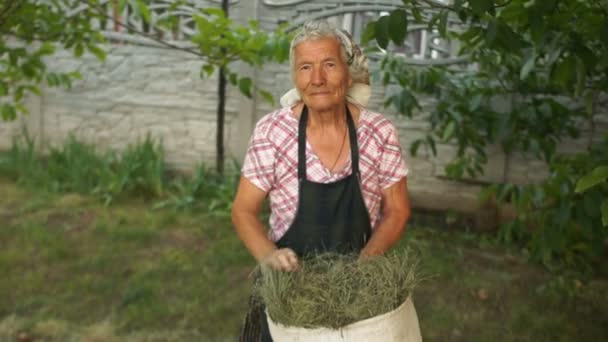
[
  {"left": 7, "top": 31, "right": 64, "bottom": 43},
  {"left": 79, "top": 0, "right": 206, "bottom": 59},
  {"left": 418, "top": 0, "right": 456, "bottom": 11}
]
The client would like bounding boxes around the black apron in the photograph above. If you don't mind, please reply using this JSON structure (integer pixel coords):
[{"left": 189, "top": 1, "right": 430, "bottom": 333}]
[{"left": 240, "top": 105, "right": 372, "bottom": 341}]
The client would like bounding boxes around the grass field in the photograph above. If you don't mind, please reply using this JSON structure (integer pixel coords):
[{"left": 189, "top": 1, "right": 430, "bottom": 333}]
[{"left": 1, "top": 177, "right": 607, "bottom": 341}]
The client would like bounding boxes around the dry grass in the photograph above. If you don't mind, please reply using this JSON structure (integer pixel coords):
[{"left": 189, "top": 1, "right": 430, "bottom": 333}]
[{"left": 256, "top": 250, "right": 420, "bottom": 329}]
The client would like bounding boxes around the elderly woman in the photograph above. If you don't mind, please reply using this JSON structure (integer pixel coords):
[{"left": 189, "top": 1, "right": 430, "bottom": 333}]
[{"left": 232, "top": 20, "right": 411, "bottom": 340}]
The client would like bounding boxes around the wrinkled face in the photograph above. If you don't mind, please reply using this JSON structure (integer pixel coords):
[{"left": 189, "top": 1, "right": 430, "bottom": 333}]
[{"left": 293, "top": 37, "right": 352, "bottom": 113}]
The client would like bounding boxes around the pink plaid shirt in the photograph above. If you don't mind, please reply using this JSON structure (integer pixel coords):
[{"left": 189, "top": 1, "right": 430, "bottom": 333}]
[{"left": 242, "top": 106, "right": 408, "bottom": 241}]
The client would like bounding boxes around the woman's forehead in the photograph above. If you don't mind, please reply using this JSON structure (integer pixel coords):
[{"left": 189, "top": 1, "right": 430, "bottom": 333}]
[{"left": 294, "top": 37, "right": 343, "bottom": 62}]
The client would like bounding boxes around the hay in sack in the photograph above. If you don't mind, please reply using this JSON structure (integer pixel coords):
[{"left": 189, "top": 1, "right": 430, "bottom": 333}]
[{"left": 255, "top": 249, "right": 420, "bottom": 329}]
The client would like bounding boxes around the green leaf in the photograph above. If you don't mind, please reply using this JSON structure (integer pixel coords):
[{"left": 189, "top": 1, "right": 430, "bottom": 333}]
[
  {"left": 238, "top": 77, "right": 252, "bottom": 97},
  {"left": 575, "top": 166, "right": 608, "bottom": 193},
  {"left": 26, "top": 85, "right": 41, "bottom": 96},
  {"left": 202, "top": 65, "right": 214, "bottom": 77},
  {"left": 469, "top": 94, "right": 482, "bottom": 111},
  {"left": 259, "top": 90, "right": 274, "bottom": 106},
  {"left": 497, "top": 183, "right": 513, "bottom": 203},
  {"left": 87, "top": 44, "right": 106, "bottom": 61},
  {"left": 388, "top": 9, "right": 408, "bottom": 45},
  {"left": 601, "top": 199, "right": 608, "bottom": 227},
  {"left": 552, "top": 57, "right": 574, "bottom": 88},
  {"left": 193, "top": 14, "right": 209, "bottom": 31},
  {"left": 117, "top": 0, "right": 128, "bottom": 13},
  {"left": 410, "top": 139, "right": 422, "bottom": 156},
  {"left": 15, "top": 86, "right": 25, "bottom": 102},
  {"left": 1, "top": 104, "right": 17, "bottom": 121},
  {"left": 15, "top": 103, "right": 28, "bottom": 115},
  {"left": 470, "top": 0, "right": 493, "bottom": 15},
  {"left": 361, "top": 22, "right": 376, "bottom": 44},
  {"left": 135, "top": 0, "right": 151, "bottom": 24},
  {"left": 273, "top": 37, "right": 291, "bottom": 63},
  {"left": 228, "top": 72, "right": 238, "bottom": 86},
  {"left": 74, "top": 43, "right": 84, "bottom": 58},
  {"left": 0, "top": 82, "right": 7, "bottom": 96},
  {"left": 478, "top": 185, "right": 497, "bottom": 203},
  {"left": 442, "top": 121, "right": 456, "bottom": 141},
  {"left": 375, "top": 15, "right": 391, "bottom": 49},
  {"left": 68, "top": 71, "right": 82, "bottom": 80},
  {"left": 520, "top": 50, "right": 536, "bottom": 80},
  {"left": 46, "top": 73, "right": 58, "bottom": 87},
  {"left": 38, "top": 42, "right": 55, "bottom": 55}
]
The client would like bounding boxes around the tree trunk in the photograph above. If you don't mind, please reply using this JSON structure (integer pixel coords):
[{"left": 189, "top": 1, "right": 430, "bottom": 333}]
[{"left": 216, "top": 0, "right": 229, "bottom": 175}]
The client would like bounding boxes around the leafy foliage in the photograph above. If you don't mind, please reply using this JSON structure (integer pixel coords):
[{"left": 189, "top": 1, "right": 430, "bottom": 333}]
[
  {"left": 0, "top": 0, "right": 105, "bottom": 119},
  {"left": 367, "top": 0, "right": 608, "bottom": 270},
  {"left": 482, "top": 135, "right": 608, "bottom": 271},
  {"left": 1, "top": 0, "right": 290, "bottom": 176},
  {"left": 0, "top": 133, "right": 165, "bottom": 204},
  {"left": 0, "top": 133, "right": 238, "bottom": 213},
  {"left": 0, "top": 1, "right": 290, "bottom": 119},
  {"left": 153, "top": 162, "right": 240, "bottom": 216}
]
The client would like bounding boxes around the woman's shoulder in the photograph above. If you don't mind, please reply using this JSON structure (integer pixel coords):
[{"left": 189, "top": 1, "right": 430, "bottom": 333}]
[
  {"left": 253, "top": 106, "right": 298, "bottom": 139},
  {"left": 359, "top": 108, "right": 399, "bottom": 138}
]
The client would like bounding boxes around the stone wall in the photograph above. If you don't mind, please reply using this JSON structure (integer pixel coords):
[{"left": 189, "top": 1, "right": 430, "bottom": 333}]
[{"left": 0, "top": 45, "right": 245, "bottom": 170}]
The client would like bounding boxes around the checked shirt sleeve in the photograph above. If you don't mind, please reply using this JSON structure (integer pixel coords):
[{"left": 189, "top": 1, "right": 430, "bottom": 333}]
[
  {"left": 377, "top": 121, "right": 409, "bottom": 189},
  {"left": 241, "top": 117, "right": 276, "bottom": 193}
]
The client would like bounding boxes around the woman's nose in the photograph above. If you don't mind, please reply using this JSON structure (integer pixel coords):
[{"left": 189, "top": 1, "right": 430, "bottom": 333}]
[{"left": 311, "top": 67, "right": 325, "bottom": 86}]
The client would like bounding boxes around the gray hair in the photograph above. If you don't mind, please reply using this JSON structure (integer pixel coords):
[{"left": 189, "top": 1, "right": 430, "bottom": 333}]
[{"left": 289, "top": 20, "right": 369, "bottom": 85}]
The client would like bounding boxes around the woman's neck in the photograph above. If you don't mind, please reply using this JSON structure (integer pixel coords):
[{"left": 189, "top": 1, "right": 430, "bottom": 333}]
[
  {"left": 291, "top": 102, "right": 360, "bottom": 129},
  {"left": 307, "top": 105, "right": 346, "bottom": 129}
]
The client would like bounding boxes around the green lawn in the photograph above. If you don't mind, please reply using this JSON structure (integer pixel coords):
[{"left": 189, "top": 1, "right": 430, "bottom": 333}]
[{"left": 1, "top": 177, "right": 607, "bottom": 341}]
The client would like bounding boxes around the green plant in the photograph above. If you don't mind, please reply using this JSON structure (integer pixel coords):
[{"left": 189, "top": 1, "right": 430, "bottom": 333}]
[
  {"left": 153, "top": 162, "right": 239, "bottom": 215},
  {"left": 481, "top": 135, "right": 608, "bottom": 272},
  {"left": 575, "top": 161, "right": 608, "bottom": 227},
  {"left": 0, "top": 130, "right": 39, "bottom": 182},
  {"left": 0, "top": 132, "right": 244, "bottom": 212},
  {"left": 95, "top": 134, "right": 166, "bottom": 204},
  {"left": 45, "top": 135, "right": 113, "bottom": 193},
  {"left": 1, "top": 0, "right": 104, "bottom": 120},
  {"left": 366, "top": 0, "right": 608, "bottom": 271},
  {"left": 0, "top": 133, "right": 168, "bottom": 204}
]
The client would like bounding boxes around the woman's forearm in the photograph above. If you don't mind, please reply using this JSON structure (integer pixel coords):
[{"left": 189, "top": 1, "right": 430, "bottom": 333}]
[
  {"left": 232, "top": 211, "right": 277, "bottom": 262},
  {"left": 360, "top": 209, "right": 409, "bottom": 257}
]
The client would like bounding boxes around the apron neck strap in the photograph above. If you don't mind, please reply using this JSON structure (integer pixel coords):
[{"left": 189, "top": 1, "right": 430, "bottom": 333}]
[{"left": 298, "top": 105, "right": 360, "bottom": 181}]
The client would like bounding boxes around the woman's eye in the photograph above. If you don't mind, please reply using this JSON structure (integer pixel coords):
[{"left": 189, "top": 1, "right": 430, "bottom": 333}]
[
  {"left": 326, "top": 62, "right": 336, "bottom": 68},
  {"left": 300, "top": 65, "right": 311, "bottom": 71}
]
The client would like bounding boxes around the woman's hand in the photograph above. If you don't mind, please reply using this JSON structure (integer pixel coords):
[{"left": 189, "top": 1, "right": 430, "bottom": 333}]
[{"left": 262, "top": 248, "right": 300, "bottom": 272}]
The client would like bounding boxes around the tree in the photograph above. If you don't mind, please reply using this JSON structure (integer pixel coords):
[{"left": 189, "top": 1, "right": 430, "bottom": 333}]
[
  {"left": 366, "top": 0, "right": 608, "bottom": 270},
  {"left": 0, "top": 0, "right": 290, "bottom": 174}
]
